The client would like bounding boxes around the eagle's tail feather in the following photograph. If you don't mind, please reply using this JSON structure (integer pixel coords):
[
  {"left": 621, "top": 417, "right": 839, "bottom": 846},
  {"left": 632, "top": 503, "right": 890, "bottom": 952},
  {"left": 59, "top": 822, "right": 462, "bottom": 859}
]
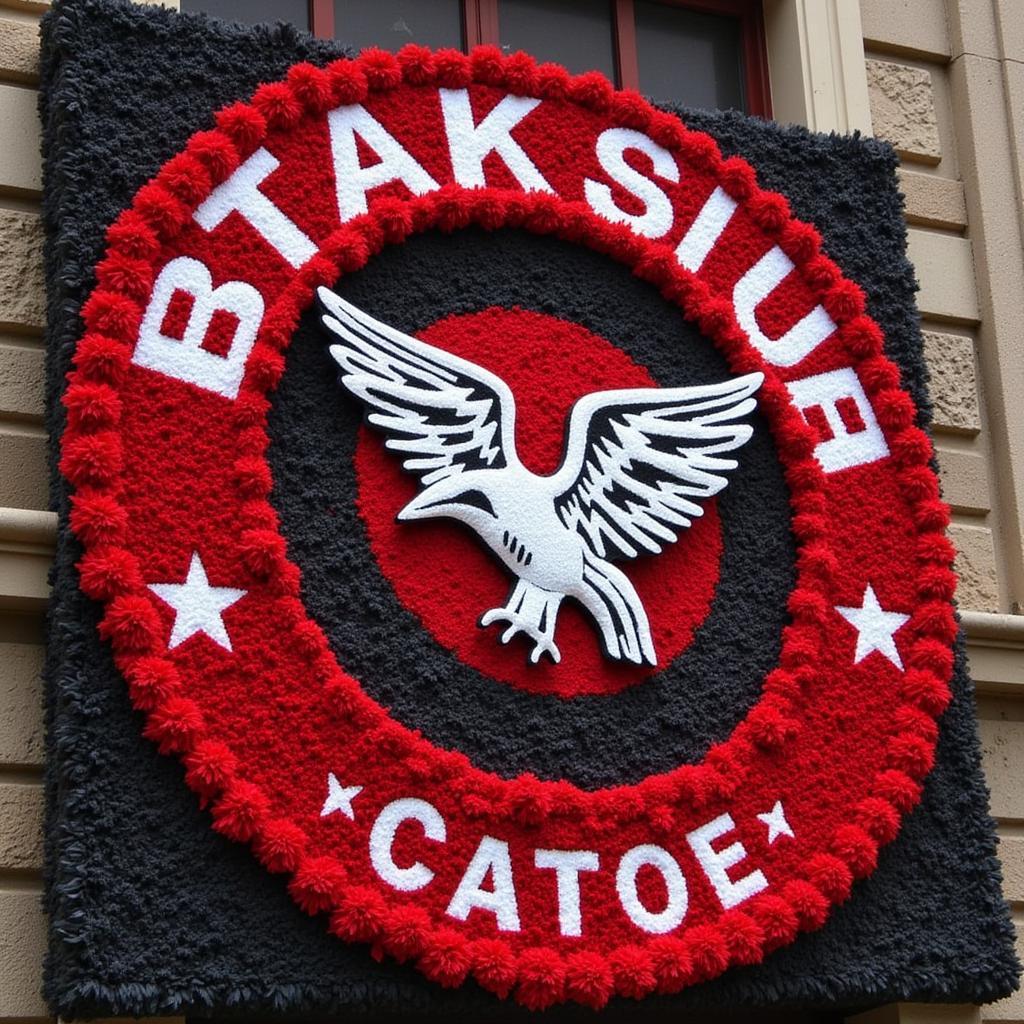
[{"left": 579, "top": 549, "right": 657, "bottom": 666}]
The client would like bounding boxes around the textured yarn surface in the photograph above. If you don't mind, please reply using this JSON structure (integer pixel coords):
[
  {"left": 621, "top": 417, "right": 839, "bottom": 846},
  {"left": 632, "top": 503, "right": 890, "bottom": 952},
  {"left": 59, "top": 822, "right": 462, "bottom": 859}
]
[
  {"left": 40, "top": 0, "right": 1019, "bottom": 1017},
  {"left": 271, "top": 229, "right": 792, "bottom": 786}
]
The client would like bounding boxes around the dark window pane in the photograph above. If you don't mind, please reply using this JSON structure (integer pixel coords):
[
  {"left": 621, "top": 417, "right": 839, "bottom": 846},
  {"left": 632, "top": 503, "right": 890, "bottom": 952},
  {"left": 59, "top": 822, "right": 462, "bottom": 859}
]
[
  {"left": 634, "top": 2, "right": 745, "bottom": 111},
  {"left": 180, "top": 0, "right": 309, "bottom": 32},
  {"left": 334, "top": 0, "right": 463, "bottom": 52},
  {"left": 498, "top": 0, "right": 615, "bottom": 81}
]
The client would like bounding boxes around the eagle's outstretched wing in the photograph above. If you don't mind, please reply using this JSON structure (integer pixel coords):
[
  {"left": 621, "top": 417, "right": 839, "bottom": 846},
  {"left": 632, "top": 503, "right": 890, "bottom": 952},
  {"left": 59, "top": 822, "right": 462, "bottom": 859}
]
[
  {"left": 319, "top": 288, "right": 519, "bottom": 485},
  {"left": 550, "top": 373, "right": 763, "bottom": 561}
]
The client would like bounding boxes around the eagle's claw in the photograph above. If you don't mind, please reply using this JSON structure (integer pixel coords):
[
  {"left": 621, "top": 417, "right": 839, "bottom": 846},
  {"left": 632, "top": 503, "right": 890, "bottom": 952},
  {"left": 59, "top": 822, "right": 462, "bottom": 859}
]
[
  {"left": 480, "top": 608, "right": 562, "bottom": 665},
  {"left": 480, "top": 580, "right": 563, "bottom": 665}
]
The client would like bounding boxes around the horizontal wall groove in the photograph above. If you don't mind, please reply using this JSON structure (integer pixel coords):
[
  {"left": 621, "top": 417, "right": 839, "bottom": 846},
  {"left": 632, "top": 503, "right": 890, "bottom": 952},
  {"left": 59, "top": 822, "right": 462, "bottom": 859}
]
[
  {"left": 962, "top": 610, "right": 1024, "bottom": 645},
  {"left": 0, "top": 507, "right": 56, "bottom": 548},
  {"left": 0, "top": 873, "right": 41, "bottom": 893},
  {"left": 0, "top": 766, "right": 43, "bottom": 784}
]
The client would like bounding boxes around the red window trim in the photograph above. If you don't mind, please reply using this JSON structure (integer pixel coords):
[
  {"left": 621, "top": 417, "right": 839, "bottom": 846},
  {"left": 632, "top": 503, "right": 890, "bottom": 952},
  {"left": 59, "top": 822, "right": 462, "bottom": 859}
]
[
  {"left": 315, "top": 0, "right": 771, "bottom": 118},
  {"left": 310, "top": 0, "right": 334, "bottom": 39}
]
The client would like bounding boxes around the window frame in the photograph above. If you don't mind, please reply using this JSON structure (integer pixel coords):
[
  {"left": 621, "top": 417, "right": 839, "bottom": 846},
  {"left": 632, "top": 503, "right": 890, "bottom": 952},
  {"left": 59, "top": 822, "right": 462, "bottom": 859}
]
[{"left": 314, "top": 0, "right": 771, "bottom": 118}]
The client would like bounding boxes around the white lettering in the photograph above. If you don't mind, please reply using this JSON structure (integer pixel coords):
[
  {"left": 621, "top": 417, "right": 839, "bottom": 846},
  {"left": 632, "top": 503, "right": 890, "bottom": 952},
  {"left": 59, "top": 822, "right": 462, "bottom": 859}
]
[
  {"left": 439, "top": 88, "right": 553, "bottom": 193},
  {"left": 686, "top": 813, "right": 767, "bottom": 910},
  {"left": 194, "top": 147, "right": 317, "bottom": 269},
  {"left": 133, "top": 256, "right": 263, "bottom": 400},
  {"left": 786, "top": 367, "right": 891, "bottom": 473},
  {"left": 615, "top": 844, "right": 689, "bottom": 934},
  {"left": 328, "top": 104, "right": 439, "bottom": 222},
  {"left": 534, "top": 848, "right": 599, "bottom": 937},
  {"left": 368, "top": 797, "right": 446, "bottom": 892},
  {"left": 446, "top": 836, "right": 521, "bottom": 932},
  {"left": 675, "top": 185, "right": 738, "bottom": 272},
  {"left": 733, "top": 245, "right": 837, "bottom": 367},
  {"left": 584, "top": 127, "right": 679, "bottom": 239}
]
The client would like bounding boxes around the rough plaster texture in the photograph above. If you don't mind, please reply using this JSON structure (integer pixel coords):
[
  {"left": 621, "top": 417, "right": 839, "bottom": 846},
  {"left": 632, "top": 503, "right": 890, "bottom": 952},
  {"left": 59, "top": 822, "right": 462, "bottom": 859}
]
[
  {"left": 898, "top": 169, "right": 968, "bottom": 230},
  {"left": 860, "top": 0, "right": 951, "bottom": 60},
  {"left": 1001, "top": 835, "right": 1024, "bottom": 903},
  {"left": 937, "top": 449, "right": 991, "bottom": 515},
  {"left": 0, "top": 642, "right": 44, "bottom": 765},
  {"left": 0, "top": 83, "right": 41, "bottom": 193},
  {"left": 0, "top": 890, "right": 47, "bottom": 1019},
  {"left": 0, "top": 18, "right": 39, "bottom": 83},
  {"left": 0, "top": 342, "right": 44, "bottom": 419},
  {"left": 0, "top": 781, "right": 43, "bottom": 869},
  {"left": 906, "top": 229, "right": 980, "bottom": 322},
  {"left": 979, "top": 716, "right": 1024, "bottom": 820},
  {"left": 949, "top": 523, "right": 1001, "bottom": 612},
  {"left": 923, "top": 330, "right": 982, "bottom": 433},
  {"left": 0, "top": 210, "right": 45, "bottom": 330},
  {"left": 867, "top": 58, "right": 943, "bottom": 163},
  {"left": 0, "top": 433, "right": 47, "bottom": 509}
]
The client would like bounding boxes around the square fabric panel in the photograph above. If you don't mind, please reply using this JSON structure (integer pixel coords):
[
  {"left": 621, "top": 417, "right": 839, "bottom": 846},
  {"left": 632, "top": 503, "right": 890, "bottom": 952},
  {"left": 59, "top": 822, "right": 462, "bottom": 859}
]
[{"left": 41, "top": 0, "right": 1019, "bottom": 1018}]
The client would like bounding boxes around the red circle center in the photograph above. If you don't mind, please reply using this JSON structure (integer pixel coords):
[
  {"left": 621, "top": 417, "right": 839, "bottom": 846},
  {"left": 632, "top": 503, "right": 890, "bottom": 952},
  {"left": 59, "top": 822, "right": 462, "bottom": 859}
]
[{"left": 353, "top": 307, "right": 723, "bottom": 696}]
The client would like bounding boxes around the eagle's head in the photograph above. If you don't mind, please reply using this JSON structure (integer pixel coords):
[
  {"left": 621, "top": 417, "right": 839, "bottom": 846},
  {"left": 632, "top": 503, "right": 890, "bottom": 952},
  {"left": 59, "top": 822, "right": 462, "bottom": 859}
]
[{"left": 396, "top": 472, "right": 498, "bottom": 526}]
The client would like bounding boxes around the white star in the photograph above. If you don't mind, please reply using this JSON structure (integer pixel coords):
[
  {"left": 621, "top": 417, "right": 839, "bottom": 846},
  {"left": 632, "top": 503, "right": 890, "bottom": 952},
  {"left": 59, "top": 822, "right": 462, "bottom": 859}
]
[
  {"left": 757, "top": 800, "right": 795, "bottom": 844},
  {"left": 835, "top": 584, "right": 910, "bottom": 670},
  {"left": 148, "top": 552, "right": 246, "bottom": 652},
  {"left": 320, "top": 772, "right": 362, "bottom": 820}
]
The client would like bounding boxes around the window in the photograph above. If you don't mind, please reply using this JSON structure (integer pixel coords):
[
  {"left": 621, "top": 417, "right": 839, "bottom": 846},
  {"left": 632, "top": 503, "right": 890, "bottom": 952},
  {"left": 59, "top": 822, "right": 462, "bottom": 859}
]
[
  {"left": 180, "top": 0, "right": 770, "bottom": 115},
  {"left": 181, "top": 0, "right": 311, "bottom": 33}
]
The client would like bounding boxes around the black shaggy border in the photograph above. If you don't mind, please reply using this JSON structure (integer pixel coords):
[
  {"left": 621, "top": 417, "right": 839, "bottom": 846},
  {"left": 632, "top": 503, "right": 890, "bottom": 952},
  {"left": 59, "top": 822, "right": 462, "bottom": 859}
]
[{"left": 39, "top": 0, "right": 1020, "bottom": 1018}]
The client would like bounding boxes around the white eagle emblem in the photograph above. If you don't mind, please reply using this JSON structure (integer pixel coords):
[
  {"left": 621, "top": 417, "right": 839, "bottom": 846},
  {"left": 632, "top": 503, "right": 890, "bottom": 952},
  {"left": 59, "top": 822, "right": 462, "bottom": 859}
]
[{"left": 320, "top": 288, "right": 762, "bottom": 667}]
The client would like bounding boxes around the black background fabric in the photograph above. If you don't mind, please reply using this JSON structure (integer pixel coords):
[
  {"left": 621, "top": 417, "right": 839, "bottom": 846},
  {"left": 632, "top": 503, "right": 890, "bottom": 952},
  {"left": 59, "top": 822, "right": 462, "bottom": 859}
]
[
  {"left": 40, "top": 0, "right": 1019, "bottom": 1017},
  {"left": 272, "top": 229, "right": 793, "bottom": 788}
]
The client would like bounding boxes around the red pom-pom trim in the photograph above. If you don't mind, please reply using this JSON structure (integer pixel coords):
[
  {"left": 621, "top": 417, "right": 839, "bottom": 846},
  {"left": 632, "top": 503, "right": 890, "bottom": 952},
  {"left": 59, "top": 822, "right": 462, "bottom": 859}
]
[
  {"left": 124, "top": 655, "right": 180, "bottom": 712},
  {"left": 750, "top": 895, "right": 799, "bottom": 950},
  {"left": 564, "top": 950, "right": 614, "bottom": 1009},
  {"left": 188, "top": 130, "right": 239, "bottom": 182},
  {"left": 286, "top": 63, "right": 334, "bottom": 113},
  {"left": 683, "top": 925, "right": 729, "bottom": 980},
  {"left": 80, "top": 291, "right": 141, "bottom": 340},
  {"left": 63, "top": 382, "right": 121, "bottom": 432},
  {"left": 95, "top": 251, "right": 155, "bottom": 302},
  {"left": 806, "top": 852, "right": 854, "bottom": 902},
  {"left": 418, "top": 928, "right": 473, "bottom": 988},
  {"left": 142, "top": 694, "right": 204, "bottom": 754},
  {"left": 106, "top": 210, "right": 159, "bottom": 260},
  {"left": 182, "top": 737, "right": 236, "bottom": 802},
  {"left": 330, "top": 885, "right": 389, "bottom": 943},
  {"left": 609, "top": 945, "right": 657, "bottom": 999},
  {"left": 69, "top": 490, "right": 127, "bottom": 546},
  {"left": 77, "top": 546, "right": 141, "bottom": 599},
  {"left": 720, "top": 911, "right": 765, "bottom": 966},
  {"left": 72, "top": 334, "right": 130, "bottom": 385},
  {"left": 215, "top": 101, "right": 267, "bottom": 154},
  {"left": 515, "top": 948, "right": 566, "bottom": 1009},
  {"left": 327, "top": 59, "right": 369, "bottom": 104},
  {"left": 254, "top": 818, "right": 307, "bottom": 873},
  {"left": 133, "top": 182, "right": 191, "bottom": 238},
  {"left": 782, "top": 880, "right": 829, "bottom": 930},
  {"left": 289, "top": 855, "right": 347, "bottom": 915},
  {"left": 360, "top": 48, "right": 403, "bottom": 91},
  {"left": 212, "top": 780, "right": 270, "bottom": 841},
  {"left": 831, "top": 823, "right": 879, "bottom": 878},
  {"left": 433, "top": 48, "right": 472, "bottom": 89},
  {"left": 873, "top": 769, "right": 923, "bottom": 813},
  {"left": 253, "top": 81, "right": 304, "bottom": 130},
  {"left": 471, "top": 938, "right": 519, "bottom": 998},
  {"left": 380, "top": 905, "right": 430, "bottom": 962}
]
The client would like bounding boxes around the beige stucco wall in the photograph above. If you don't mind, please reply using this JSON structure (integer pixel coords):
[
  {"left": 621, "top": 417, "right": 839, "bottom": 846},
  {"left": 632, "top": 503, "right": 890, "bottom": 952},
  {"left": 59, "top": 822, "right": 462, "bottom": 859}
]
[{"left": 0, "top": 1, "right": 1021, "bottom": 1021}]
